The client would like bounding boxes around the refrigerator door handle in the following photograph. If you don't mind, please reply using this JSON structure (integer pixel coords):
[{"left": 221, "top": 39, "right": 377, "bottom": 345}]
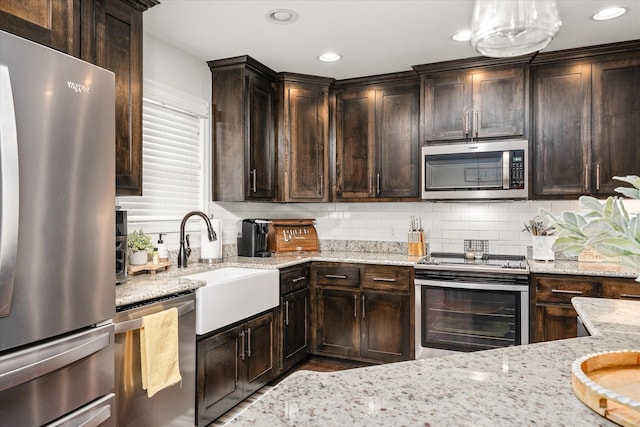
[
  {"left": 0, "top": 328, "right": 111, "bottom": 391},
  {"left": 0, "top": 64, "right": 20, "bottom": 318}
]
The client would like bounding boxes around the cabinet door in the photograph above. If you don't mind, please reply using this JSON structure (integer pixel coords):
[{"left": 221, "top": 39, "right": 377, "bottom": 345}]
[
  {"left": 376, "top": 84, "right": 419, "bottom": 198},
  {"left": 281, "top": 288, "right": 310, "bottom": 371},
  {"left": 316, "top": 288, "right": 360, "bottom": 357},
  {"left": 592, "top": 55, "right": 640, "bottom": 195},
  {"left": 335, "top": 89, "right": 376, "bottom": 200},
  {"left": 246, "top": 73, "right": 275, "bottom": 200},
  {"left": 534, "top": 304, "right": 578, "bottom": 342},
  {"left": 360, "top": 291, "right": 410, "bottom": 362},
  {"left": 285, "top": 86, "right": 329, "bottom": 201},
  {"left": 243, "top": 310, "right": 275, "bottom": 395},
  {"left": 601, "top": 278, "right": 640, "bottom": 300},
  {"left": 0, "top": 0, "right": 78, "bottom": 56},
  {"left": 472, "top": 66, "right": 525, "bottom": 139},
  {"left": 423, "top": 73, "right": 471, "bottom": 142},
  {"left": 93, "top": 0, "right": 144, "bottom": 195},
  {"left": 532, "top": 63, "right": 592, "bottom": 196},
  {"left": 196, "top": 325, "right": 243, "bottom": 425}
]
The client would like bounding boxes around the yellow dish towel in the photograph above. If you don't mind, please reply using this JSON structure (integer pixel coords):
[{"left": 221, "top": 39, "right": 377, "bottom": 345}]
[{"left": 140, "top": 307, "right": 182, "bottom": 398}]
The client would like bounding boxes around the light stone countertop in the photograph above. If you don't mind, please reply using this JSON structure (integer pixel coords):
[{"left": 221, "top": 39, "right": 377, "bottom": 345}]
[
  {"left": 224, "top": 332, "right": 639, "bottom": 427},
  {"left": 527, "top": 259, "right": 638, "bottom": 279},
  {"left": 572, "top": 297, "right": 640, "bottom": 336},
  {"left": 116, "top": 251, "right": 422, "bottom": 307}
]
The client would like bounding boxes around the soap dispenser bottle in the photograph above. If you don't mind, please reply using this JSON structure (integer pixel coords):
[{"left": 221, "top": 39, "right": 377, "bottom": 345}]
[{"left": 157, "top": 233, "right": 169, "bottom": 262}]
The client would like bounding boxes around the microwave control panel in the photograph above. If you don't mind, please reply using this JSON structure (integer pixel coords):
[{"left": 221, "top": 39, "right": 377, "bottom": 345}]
[{"left": 510, "top": 150, "right": 525, "bottom": 189}]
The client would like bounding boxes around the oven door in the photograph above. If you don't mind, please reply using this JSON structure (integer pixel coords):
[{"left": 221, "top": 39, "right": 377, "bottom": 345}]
[{"left": 416, "top": 278, "right": 528, "bottom": 355}]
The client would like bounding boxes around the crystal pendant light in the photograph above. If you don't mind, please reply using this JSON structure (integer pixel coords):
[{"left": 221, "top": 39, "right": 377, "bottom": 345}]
[{"left": 470, "top": 0, "right": 562, "bottom": 58}]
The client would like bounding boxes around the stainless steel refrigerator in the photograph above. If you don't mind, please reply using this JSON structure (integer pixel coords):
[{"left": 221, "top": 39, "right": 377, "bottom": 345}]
[{"left": 0, "top": 31, "right": 117, "bottom": 426}]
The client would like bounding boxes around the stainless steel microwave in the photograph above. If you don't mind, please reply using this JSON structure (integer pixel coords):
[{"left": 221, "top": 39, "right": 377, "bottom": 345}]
[{"left": 421, "top": 140, "right": 528, "bottom": 200}]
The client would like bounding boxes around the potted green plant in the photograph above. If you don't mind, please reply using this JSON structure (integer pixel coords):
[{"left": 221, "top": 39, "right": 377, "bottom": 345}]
[
  {"left": 127, "top": 229, "right": 154, "bottom": 265},
  {"left": 540, "top": 175, "right": 640, "bottom": 281}
]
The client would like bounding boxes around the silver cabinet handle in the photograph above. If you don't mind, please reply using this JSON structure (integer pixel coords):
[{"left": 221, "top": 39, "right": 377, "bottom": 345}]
[
  {"left": 620, "top": 294, "right": 640, "bottom": 299},
  {"left": 250, "top": 168, "right": 257, "bottom": 193},
  {"left": 325, "top": 274, "right": 348, "bottom": 279},
  {"left": 376, "top": 173, "right": 381, "bottom": 195},
  {"left": 318, "top": 174, "right": 323, "bottom": 195},
  {"left": 239, "top": 330, "right": 245, "bottom": 360},
  {"left": 584, "top": 164, "right": 589, "bottom": 191},
  {"left": 369, "top": 173, "right": 373, "bottom": 195},
  {"left": 353, "top": 293, "right": 357, "bottom": 318},
  {"left": 596, "top": 163, "right": 601, "bottom": 190},
  {"left": 0, "top": 65, "right": 19, "bottom": 318},
  {"left": 474, "top": 110, "right": 479, "bottom": 138},
  {"left": 246, "top": 327, "right": 252, "bottom": 358},
  {"left": 551, "top": 289, "right": 584, "bottom": 295},
  {"left": 291, "top": 276, "right": 307, "bottom": 283},
  {"left": 464, "top": 111, "right": 470, "bottom": 136},
  {"left": 284, "top": 300, "right": 290, "bottom": 325},
  {"left": 373, "top": 277, "right": 396, "bottom": 282},
  {"left": 362, "top": 294, "right": 366, "bottom": 318}
]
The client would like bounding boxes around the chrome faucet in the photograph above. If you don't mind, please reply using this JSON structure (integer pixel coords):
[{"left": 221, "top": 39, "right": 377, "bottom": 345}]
[{"left": 178, "top": 211, "right": 217, "bottom": 268}]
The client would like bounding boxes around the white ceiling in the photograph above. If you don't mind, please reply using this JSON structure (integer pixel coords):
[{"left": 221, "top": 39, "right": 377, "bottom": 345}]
[{"left": 145, "top": 0, "right": 640, "bottom": 80}]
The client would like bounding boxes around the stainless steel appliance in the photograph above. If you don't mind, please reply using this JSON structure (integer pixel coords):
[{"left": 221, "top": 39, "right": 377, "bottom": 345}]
[
  {"left": 421, "top": 139, "right": 527, "bottom": 200},
  {"left": 0, "top": 31, "right": 116, "bottom": 425},
  {"left": 116, "top": 209, "right": 128, "bottom": 283},
  {"left": 237, "top": 218, "right": 272, "bottom": 257},
  {"left": 114, "top": 292, "right": 196, "bottom": 426},
  {"left": 414, "top": 252, "right": 529, "bottom": 359}
]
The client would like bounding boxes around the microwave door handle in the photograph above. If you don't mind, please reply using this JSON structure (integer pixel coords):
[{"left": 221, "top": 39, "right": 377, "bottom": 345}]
[
  {"left": 502, "top": 151, "right": 510, "bottom": 190},
  {"left": 0, "top": 65, "right": 19, "bottom": 318}
]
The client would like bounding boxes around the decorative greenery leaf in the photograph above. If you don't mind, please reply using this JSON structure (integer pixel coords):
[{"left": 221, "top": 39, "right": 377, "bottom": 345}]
[{"left": 614, "top": 175, "right": 640, "bottom": 189}]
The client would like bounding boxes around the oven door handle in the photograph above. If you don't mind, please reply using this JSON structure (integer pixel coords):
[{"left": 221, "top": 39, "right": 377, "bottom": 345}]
[{"left": 415, "top": 279, "right": 528, "bottom": 292}]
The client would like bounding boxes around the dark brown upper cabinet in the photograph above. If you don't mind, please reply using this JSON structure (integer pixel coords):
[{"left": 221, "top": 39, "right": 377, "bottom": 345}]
[
  {"left": 209, "top": 56, "right": 277, "bottom": 201},
  {"left": 531, "top": 42, "right": 640, "bottom": 198},
  {"left": 414, "top": 58, "right": 528, "bottom": 144},
  {"left": 91, "top": 0, "right": 157, "bottom": 196},
  {"left": 1, "top": 0, "right": 158, "bottom": 196},
  {"left": 276, "top": 73, "right": 334, "bottom": 202},
  {"left": 0, "top": 0, "right": 79, "bottom": 56},
  {"left": 333, "top": 73, "right": 420, "bottom": 201}
]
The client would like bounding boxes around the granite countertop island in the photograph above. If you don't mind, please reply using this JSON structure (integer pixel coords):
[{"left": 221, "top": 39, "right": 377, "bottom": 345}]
[{"left": 222, "top": 299, "right": 640, "bottom": 426}]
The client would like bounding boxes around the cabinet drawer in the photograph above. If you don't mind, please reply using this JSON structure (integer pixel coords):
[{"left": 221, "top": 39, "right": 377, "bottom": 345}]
[
  {"left": 535, "top": 276, "right": 600, "bottom": 303},
  {"left": 602, "top": 279, "right": 640, "bottom": 300},
  {"left": 280, "top": 265, "right": 310, "bottom": 295},
  {"left": 314, "top": 265, "right": 360, "bottom": 287},
  {"left": 361, "top": 265, "right": 411, "bottom": 291}
]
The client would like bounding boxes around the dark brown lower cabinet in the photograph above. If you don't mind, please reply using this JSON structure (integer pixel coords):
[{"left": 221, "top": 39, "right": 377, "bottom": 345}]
[
  {"left": 531, "top": 273, "right": 638, "bottom": 343},
  {"left": 315, "top": 287, "right": 410, "bottom": 363},
  {"left": 196, "top": 309, "right": 276, "bottom": 426},
  {"left": 534, "top": 304, "right": 579, "bottom": 342},
  {"left": 281, "top": 288, "right": 310, "bottom": 372}
]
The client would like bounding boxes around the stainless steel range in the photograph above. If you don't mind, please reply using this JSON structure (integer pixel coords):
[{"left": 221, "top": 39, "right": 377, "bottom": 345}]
[{"left": 414, "top": 252, "right": 529, "bottom": 359}]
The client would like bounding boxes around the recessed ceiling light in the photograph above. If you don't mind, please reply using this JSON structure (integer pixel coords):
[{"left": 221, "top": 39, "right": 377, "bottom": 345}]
[
  {"left": 590, "top": 6, "right": 628, "bottom": 21},
  {"left": 318, "top": 52, "right": 342, "bottom": 62},
  {"left": 451, "top": 30, "right": 471, "bottom": 42},
  {"left": 266, "top": 9, "right": 299, "bottom": 25}
]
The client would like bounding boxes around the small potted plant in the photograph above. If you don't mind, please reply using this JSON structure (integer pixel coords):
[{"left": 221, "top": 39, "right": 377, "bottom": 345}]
[{"left": 127, "top": 229, "right": 154, "bottom": 265}]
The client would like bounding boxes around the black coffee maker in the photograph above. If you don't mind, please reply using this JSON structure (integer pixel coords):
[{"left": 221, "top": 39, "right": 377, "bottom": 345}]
[{"left": 237, "top": 219, "right": 272, "bottom": 257}]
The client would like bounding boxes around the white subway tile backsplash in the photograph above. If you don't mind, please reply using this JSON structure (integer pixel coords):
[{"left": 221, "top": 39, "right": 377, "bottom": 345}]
[{"left": 207, "top": 198, "right": 612, "bottom": 256}]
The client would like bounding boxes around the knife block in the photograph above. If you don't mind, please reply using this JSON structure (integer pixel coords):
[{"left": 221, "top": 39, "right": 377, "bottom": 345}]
[{"left": 408, "top": 230, "right": 426, "bottom": 256}]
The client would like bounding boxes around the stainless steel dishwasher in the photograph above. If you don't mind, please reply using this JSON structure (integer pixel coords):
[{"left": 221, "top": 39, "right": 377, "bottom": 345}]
[{"left": 114, "top": 292, "right": 196, "bottom": 426}]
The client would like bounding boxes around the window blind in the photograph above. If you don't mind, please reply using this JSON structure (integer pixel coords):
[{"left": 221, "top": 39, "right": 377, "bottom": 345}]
[{"left": 118, "top": 80, "right": 209, "bottom": 223}]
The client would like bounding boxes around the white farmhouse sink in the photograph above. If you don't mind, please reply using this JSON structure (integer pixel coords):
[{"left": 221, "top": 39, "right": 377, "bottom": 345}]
[{"left": 185, "top": 267, "right": 279, "bottom": 335}]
